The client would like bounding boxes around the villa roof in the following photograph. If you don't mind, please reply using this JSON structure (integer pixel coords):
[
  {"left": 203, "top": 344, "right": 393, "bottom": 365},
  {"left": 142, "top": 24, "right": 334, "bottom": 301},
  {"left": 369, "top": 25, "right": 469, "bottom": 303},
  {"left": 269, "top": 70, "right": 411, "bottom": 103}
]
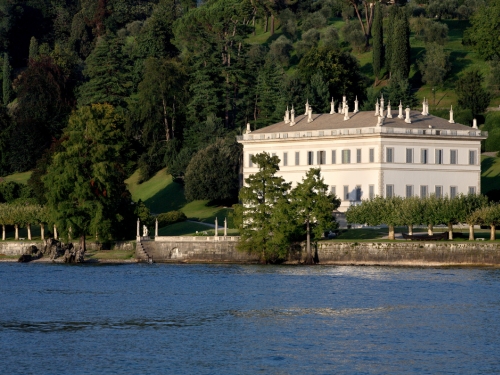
[{"left": 251, "top": 111, "right": 473, "bottom": 134}]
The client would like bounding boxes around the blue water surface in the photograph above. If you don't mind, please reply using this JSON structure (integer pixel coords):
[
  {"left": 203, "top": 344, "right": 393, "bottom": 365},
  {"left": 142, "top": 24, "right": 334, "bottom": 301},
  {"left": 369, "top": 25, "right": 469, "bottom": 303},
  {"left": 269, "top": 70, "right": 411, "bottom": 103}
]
[{"left": 1, "top": 263, "right": 499, "bottom": 374}]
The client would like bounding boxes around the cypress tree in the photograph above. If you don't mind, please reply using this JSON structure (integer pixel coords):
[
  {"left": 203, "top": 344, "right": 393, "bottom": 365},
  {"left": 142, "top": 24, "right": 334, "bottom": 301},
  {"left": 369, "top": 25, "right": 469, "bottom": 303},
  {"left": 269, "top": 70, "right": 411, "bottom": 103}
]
[
  {"left": 385, "top": 6, "right": 398, "bottom": 75},
  {"left": 2, "top": 53, "right": 11, "bottom": 106},
  {"left": 372, "top": 3, "right": 384, "bottom": 82},
  {"left": 29, "top": 36, "right": 39, "bottom": 61},
  {"left": 390, "top": 8, "right": 410, "bottom": 79}
]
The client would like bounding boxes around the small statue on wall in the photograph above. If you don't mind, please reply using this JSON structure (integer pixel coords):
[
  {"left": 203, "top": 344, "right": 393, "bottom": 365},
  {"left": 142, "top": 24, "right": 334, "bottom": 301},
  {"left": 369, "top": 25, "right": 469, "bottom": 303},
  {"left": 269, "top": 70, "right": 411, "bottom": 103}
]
[{"left": 143, "top": 225, "right": 148, "bottom": 237}]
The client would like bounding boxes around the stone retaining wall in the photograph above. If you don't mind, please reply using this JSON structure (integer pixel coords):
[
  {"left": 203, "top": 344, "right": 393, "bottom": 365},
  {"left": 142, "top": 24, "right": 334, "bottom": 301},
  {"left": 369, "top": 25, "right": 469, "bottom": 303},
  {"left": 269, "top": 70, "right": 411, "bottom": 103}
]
[{"left": 0, "top": 241, "right": 135, "bottom": 256}]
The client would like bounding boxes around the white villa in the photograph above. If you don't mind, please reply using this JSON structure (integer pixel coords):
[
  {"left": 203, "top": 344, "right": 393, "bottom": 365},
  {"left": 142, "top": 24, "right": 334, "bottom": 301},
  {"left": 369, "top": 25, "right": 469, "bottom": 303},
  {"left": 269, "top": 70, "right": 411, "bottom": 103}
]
[{"left": 237, "top": 96, "right": 488, "bottom": 212}]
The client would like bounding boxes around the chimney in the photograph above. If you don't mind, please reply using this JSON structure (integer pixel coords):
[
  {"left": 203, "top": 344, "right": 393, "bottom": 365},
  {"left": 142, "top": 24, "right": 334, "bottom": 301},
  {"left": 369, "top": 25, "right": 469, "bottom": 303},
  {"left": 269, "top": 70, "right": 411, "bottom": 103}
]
[
  {"left": 473, "top": 118, "right": 478, "bottom": 129},
  {"left": 386, "top": 101, "right": 393, "bottom": 118},
  {"left": 290, "top": 106, "right": 295, "bottom": 126},
  {"left": 405, "top": 107, "right": 411, "bottom": 124},
  {"left": 343, "top": 95, "right": 347, "bottom": 108},
  {"left": 330, "top": 98, "right": 335, "bottom": 114},
  {"left": 284, "top": 106, "right": 290, "bottom": 124},
  {"left": 398, "top": 101, "right": 404, "bottom": 119},
  {"left": 338, "top": 102, "right": 342, "bottom": 114},
  {"left": 307, "top": 105, "right": 313, "bottom": 123},
  {"left": 246, "top": 123, "right": 251, "bottom": 134},
  {"left": 304, "top": 99, "right": 309, "bottom": 116},
  {"left": 344, "top": 105, "right": 350, "bottom": 121},
  {"left": 375, "top": 98, "right": 380, "bottom": 116},
  {"left": 354, "top": 96, "right": 359, "bottom": 113},
  {"left": 422, "top": 98, "right": 426, "bottom": 115},
  {"left": 380, "top": 95, "right": 385, "bottom": 117},
  {"left": 449, "top": 105, "right": 455, "bottom": 124}
]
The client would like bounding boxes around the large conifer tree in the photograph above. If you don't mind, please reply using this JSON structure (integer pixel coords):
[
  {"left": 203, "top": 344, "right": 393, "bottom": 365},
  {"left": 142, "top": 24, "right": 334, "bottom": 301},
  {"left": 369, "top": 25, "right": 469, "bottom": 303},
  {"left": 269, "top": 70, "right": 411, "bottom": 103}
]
[
  {"left": 389, "top": 7, "right": 410, "bottom": 79},
  {"left": 372, "top": 2, "right": 384, "bottom": 82}
]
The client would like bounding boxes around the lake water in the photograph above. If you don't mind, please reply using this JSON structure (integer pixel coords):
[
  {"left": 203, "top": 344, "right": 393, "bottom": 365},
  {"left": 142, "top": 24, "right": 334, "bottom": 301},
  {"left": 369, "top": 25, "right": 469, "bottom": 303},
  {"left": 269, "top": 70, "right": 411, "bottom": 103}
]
[{"left": 1, "top": 263, "right": 500, "bottom": 374}]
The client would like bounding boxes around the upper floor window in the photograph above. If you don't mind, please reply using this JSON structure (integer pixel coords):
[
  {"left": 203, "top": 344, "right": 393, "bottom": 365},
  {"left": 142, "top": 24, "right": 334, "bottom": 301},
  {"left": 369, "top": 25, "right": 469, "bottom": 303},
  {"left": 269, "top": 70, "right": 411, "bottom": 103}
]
[
  {"left": 317, "top": 151, "right": 326, "bottom": 165},
  {"left": 369, "top": 185, "right": 375, "bottom": 200},
  {"left": 343, "top": 185, "right": 349, "bottom": 200},
  {"left": 307, "top": 151, "right": 314, "bottom": 165},
  {"left": 342, "top": 150, "right": 351, "bottom": 164},
  {"left": 355, "top": 185, "right": 362, "bottom": 201},
  {"left": 450, "top": 149, "right": 457, "bottom": 165},
  {"left": 369, "top": 148, "right": 375, "bottom": 163},
  {"left": 406, "top": 185, "right": 413, "bottom": 198},
  {"left": 435, "top": 149, "right": 443, "bottom": 164},
  {"left": 421, "top": 149, "right": 428, "bottom": 164},
  {"left": 356, "top": 149, "right": 362, "bottom": 163},
  {"left": 283, "top": 152, "right": 288, "bottom": 166},
  {"left": 406, "top": 148, "right": 413, "bottom": 163},
  {"left": 249, "top": 154, "right": 254, "bottom": 167},
  {"left": 420, "top": 185, "right": 428, "bottom": 198},
  {"left": 435, "top": 185, "right": 443, "bottom": 198},
  {"left": 450, "top": 186, "right": 457, "bottom": 198},
  {"left": 469, "top": 150, "right": 477, "bottom": 165},
  {"left": 386, "top": 148, "right": 394, "bottom": 163},
  {"left": 468, "top": 186, "right": 476, "bottom": 195},
  {"left": 386, "top": 184, "right": 394, "bottom": 198},
  {"left": 295, "top": 152, "right": 300, "bottom": 165},
  {"left": 332, "top": 150, "right": 337, "bottom": 164}
]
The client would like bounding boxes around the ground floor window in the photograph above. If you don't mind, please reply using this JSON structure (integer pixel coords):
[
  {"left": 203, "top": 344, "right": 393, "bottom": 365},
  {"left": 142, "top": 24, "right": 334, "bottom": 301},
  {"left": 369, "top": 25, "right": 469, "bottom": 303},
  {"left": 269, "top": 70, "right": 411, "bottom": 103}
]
[
  {"left": 468, "top": 186, "right": 476, "bottom": 195},
  {"left": 450, "top": 186, "right": 457, "bottom": 198},
  {"left": 406, "top": 185, "right": 413, "bottom": 198},
  {"left": 435, "top": 185, "right": 443, "bottom": 198},
  {"left": 420, "top": 185, "right": 428, "bottom": 198},
  {"left": 369, "top": 185, "right": 375, "bottom": 199},
  {"left": 386, "top": 184, "right": 394, "bottom": 198},
  {"left": 344, "top": 185, "right": 349, "bottom": 200}
]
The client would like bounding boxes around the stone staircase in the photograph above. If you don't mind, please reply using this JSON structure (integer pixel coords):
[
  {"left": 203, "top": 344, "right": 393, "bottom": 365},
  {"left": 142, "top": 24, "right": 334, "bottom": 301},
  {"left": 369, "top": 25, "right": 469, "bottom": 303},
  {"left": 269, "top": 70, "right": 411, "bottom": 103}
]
[{"left": 136, "top": 239, "right": 153, "bottom": 263}]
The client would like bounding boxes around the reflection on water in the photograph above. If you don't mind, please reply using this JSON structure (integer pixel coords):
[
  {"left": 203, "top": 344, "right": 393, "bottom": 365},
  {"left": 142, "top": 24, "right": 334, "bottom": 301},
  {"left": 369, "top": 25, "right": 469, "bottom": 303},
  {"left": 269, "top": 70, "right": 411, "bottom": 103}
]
[{"left": 1, "top": 263, "right": 500, "bottom": 375}]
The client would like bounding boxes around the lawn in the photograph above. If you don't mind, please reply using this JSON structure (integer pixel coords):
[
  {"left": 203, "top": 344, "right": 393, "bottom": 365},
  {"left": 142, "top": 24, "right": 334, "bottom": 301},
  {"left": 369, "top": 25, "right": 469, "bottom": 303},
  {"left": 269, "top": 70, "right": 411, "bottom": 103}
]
[
  {"left": 481, "top": 154, "right": 500, "bottom": 194},
  {"left": 0, "top": 171, "right": 32, "bottom": 184}
]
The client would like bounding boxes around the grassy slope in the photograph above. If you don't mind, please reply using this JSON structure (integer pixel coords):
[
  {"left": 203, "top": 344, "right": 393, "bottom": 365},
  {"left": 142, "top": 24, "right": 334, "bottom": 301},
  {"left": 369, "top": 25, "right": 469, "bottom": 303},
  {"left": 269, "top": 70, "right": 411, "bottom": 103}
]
[
  {"left": 481, "top": 154, "right": 500, "bottom": 194},
  {"left": 0, "top": 171, "right": 32, "bottom": 184}
]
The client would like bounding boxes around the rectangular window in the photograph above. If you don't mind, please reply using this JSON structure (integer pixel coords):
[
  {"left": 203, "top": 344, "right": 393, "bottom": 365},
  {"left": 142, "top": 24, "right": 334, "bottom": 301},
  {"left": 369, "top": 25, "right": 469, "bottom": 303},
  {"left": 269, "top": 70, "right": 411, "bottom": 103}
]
[
  {"left": 406, "top": 148, "right": 413, "bottom": 163},
  {"left": 307, "top": 151, "right": 314, "bottom": 165},
  {"left": 356, "top": 149, "right": 362, "bottom": 163},
  {"left": 249, "top": 154, "right": 254, "bottom": 167},
  {"left": 435, "top": 186, "right": 443, "bottom": 198},
  {"left": 450, "top": 149, "right": 457, "bottom": 165},
  {"left": 386, "top": 184, "right": 394, "bottom": 198},
  {"left": 342, "top": 150, "right": 351, "bottom": 164},
  {"left": 369, "top": 148, "right": 375, "bottom": 163},
  {"left": 406, "top": 185, "right": 413, "bottom": 198},
  {"left": 450, "top": 186, "right": 457, "bottom": 198},
  {"left": 272, "top": 153, "right": 276, "bottom": 157},
  {"left": 295, "top": 152, "right": 300, "bottom": 166},
  {"left": 331, "top": 186, "right": 336, "bottom": 197},
  {"left": 369, "top": 185, "right": 375, "bottom": 200},
  {"left": 344, "top": 185, "right": 349, "bottom": 201},
  {"left": 355, "top": 185, "right": 362, "bottom": 201},
  {"left": 469, "top": 150, "right": 477, "bottom": 165},
  {"left": 420, "top": 185, "right": 428, "bottom": 198},
  {"left": 469, "top": 186, "right": 476, "bottom": 195},
  {"left": 386, "top": 148, "right": 394, "bottom": 163},
  {"left": 421, "top": 149, "right": 428, "bottom": 164},
  {"left": 317, "top": 151, "right": 326, "bottom": 165},
  {"left": 283, "top": 152, "right": 288, "bottom": 166},
  {"left": 332, "top": 150, "right": 337, "bottom": 164},
  {"left": 435, "top": 149, "right": 443, "bottom": 164}
]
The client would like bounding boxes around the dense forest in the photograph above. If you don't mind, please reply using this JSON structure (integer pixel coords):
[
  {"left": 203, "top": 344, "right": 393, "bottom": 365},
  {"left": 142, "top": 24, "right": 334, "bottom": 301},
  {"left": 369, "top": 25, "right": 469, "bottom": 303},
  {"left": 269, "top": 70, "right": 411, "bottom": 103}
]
[{"left": 0, "top": 0, "right": 499, "bottom": 212}]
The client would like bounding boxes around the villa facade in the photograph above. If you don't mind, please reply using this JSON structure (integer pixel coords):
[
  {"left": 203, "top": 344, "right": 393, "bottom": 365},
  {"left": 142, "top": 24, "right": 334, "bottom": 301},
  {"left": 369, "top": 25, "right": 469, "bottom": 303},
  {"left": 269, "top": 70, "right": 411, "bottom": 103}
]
[{"left": 237, "top": 98, "right": 488, "bottom": 212}]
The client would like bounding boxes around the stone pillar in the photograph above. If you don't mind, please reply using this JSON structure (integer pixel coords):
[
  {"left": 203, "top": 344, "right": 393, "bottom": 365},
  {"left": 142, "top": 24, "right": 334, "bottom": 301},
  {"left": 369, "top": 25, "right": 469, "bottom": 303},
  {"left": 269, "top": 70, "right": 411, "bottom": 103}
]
[
  {"left": 2, "top": 225, "right": 5, "bottom": 240},
  {"left": 137, "top": 218, "right": 140, "bottom": 238},
  {"left": 449, "top": 105, "right": 454, "bottom": 124},
  {"left": 27, "top": 223, "right": 31, "bottom": 240},
  {"left": 344, "top": 105, "right": 350, "bottom": 121},
  {"left": 386, "top": 101, "right": 392, "bottom": 118},
  {"left": 354, "top": 96, "right": 359, "bottom": 113},
  {"left": 330, "top": 99, "right": 335, "bottom": 114},
  {"left": 405, "top": 107, "right": 411, "bottom": 124},
  {"left": 224, "top": 217, "right": 227, "bottom": 237},
  {"left": 214, "top": 217, "right": 218, "bottom": 237},
  {"left": 155, "top": 218, "right": 158, "bottom": 237},
  {"left": 54, "top": 225, "right": 58, "bottom": 240},
  {"left": 41, "top": 224, "right": 44, "bottom": 240},
  {"left": 398, "top": 101, "right": 404, "bottom": 119}
]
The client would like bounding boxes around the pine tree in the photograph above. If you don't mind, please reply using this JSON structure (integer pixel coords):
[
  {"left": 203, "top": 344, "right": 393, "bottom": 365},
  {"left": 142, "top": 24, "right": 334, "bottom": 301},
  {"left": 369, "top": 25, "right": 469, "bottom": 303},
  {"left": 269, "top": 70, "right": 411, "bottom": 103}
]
[
  {"left": 43, "top": 104, "right": 133, "bottom": 258},
  {"left": 235, "top": 152, "right": 292, "bottom": 263},
  {"left": 389, "top": 8, "right": 410, "bottom": 79},
  {"left": 29, "top": 36, "right": 39, "bottom": 60},
  {"left": 291, "top": 168, "right": 338, "bottom": 264},
  {"left": 2, "top": 53, "right": 11, "bottom": 106},
  {"left": 372, "top": 2, "right": 384, "bottom": 82}
]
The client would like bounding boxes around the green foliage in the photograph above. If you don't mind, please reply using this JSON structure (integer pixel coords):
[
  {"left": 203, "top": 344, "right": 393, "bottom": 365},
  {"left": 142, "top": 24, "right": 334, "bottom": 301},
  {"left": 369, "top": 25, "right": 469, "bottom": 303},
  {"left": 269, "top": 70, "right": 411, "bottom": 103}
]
[
  {"left": 298, "top": 47, "right": 367, "bottom": 104},
  {"left": 156, "top": 210, "right": 187, "bottom": 227},
  {"left": 184, "top": 137, "right": 242, "bottom": 203},
  {"left": 269, "top": 36, "right": 293, "bottom": 66},
  {"left": 29, "top": 36, "right": 39, "bottom": 60},
  {"left": 341, "top": 20, "right": 365, "bottom": 53},
  {"left": 372, "top": 3, "right": 384, "bottom": 80},
  {"left": 389, "top": 7, "right": 410, "bottom": 79},
  {"left": 418, "top": 43, "right": 450, "bottom": 88},
  {"left": 2, "top": 53, "right": 11, "bottom": 106},
  {"left": 456, "top": 70, "right": 491, "bottom": 116},
  {"left": 321, "top": 26, "right": 340, "bottom": 50},
  {"left": 0, "top": 182, "right": 21, "bottom": 203},
  {"left": 384, "top": 74, "right": 419, "bottom": 109},
  {"left": 43, "top": 104, "right": 134, "bottom": 244},
  {"left": 466, "top": 0, "right": 500, "bottom": 60},
  {"left": 236, "top": 152, "right": 292, "bottom": 263}
]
